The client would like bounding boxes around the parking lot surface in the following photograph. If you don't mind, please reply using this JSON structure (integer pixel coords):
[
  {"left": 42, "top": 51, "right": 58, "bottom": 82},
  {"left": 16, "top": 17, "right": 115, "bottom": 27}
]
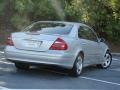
[{"left": 0, "top": 51, "right": 120, "bottom": 89}]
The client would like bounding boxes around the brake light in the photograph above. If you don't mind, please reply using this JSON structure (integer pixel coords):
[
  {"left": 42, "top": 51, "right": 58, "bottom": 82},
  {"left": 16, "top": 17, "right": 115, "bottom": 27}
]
[
  {"left": 49, "top": 38, "right": 68, "bottom": 50},
  {"left": 6, "top": 35, "right": 14, "bottom": 46}
]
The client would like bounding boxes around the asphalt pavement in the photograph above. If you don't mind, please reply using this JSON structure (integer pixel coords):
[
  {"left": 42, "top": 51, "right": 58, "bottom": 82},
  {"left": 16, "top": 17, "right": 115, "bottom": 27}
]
[{"left": 0, "top": 50, "right": 120, "bottom": 90}]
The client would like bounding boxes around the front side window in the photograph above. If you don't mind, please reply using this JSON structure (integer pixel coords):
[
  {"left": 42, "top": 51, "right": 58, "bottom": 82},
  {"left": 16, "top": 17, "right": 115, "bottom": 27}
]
[{"left": 78, "top": 26, "right": 97, "bottom": 41}]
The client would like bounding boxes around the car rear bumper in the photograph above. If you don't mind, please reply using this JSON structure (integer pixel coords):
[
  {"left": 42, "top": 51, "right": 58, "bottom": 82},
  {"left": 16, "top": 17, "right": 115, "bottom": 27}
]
[{"left": 4, "top": 47, "right": 75, "bottom": 69}]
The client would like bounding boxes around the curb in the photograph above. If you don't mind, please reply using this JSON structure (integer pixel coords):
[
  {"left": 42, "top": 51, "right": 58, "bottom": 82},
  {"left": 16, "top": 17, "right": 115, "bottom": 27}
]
[{"left": 111, "top": 53, "right": 120, "bottom": 56}]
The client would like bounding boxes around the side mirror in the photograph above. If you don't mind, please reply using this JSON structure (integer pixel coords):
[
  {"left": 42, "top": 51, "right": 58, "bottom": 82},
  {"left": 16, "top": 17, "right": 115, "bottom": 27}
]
[{"left": 98, "top": 38, "right": 105, "bottom": 42}]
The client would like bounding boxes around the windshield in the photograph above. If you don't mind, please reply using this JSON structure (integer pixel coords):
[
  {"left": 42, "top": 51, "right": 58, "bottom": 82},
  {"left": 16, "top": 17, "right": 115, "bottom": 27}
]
[{"left": 24, "top": 22, "right": 73, "bottom": 35}]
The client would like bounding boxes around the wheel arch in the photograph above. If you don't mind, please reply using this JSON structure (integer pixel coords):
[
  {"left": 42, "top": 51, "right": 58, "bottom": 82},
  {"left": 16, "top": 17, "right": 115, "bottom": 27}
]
[
  {"left": 79, "top": 51, "right": 84, "bottom": 60},
  {"left": 104, "top": 48, "right": 110, "bottom": 56},
  {"left": 75, "top": 49, "right": 84, "bottom": 61}
]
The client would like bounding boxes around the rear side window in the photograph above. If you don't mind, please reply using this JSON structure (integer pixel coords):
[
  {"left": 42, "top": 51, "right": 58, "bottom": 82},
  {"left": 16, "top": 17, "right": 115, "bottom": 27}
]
[
  {"left": 78, "top": 26, "right": 98, "bottom": 41},
  {"left": 24, "top": 22, "right": 73, "bottom": 35}
]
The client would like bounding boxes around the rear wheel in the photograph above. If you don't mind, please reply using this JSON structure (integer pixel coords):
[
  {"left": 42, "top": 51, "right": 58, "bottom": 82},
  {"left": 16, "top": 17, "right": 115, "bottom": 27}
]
[
  {"left": 97, "top": 51, "right": 112, "bottom": 69},
  {"left": 70, "top": 54, "right": 83, "bottom": 77},
  {"left": 15, "top": 63, "right": 30, "bottom": 70}
]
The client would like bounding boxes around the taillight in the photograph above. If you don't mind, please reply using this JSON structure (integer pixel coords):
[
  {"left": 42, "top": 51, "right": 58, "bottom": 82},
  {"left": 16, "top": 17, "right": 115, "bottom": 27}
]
[
  {"left": 49, "top": 38, "right": 68, "bottom": 50},
  {"left": 6, "top": 35, "right": 14, "bottom": 46}
]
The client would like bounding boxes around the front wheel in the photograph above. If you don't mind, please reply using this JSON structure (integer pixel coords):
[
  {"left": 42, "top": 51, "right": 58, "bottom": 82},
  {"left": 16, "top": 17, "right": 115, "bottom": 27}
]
[
  {"left": 70, "top": 54, "right": 83, "bottom": 77},
  {"left": 97, "top": 51, "right": 112, "bottom": 69}
]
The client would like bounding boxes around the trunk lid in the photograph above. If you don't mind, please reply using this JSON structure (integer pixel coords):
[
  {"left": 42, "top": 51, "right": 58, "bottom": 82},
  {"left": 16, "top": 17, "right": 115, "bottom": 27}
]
[{"left": 12, "top": 32, "right": 60, "bottom": 52}]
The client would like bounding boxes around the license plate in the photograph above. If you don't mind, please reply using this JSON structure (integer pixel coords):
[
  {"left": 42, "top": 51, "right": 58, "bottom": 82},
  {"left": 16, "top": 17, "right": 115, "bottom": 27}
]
[{"left": 25, "top": 41, "right": 41, "bottom": 48}]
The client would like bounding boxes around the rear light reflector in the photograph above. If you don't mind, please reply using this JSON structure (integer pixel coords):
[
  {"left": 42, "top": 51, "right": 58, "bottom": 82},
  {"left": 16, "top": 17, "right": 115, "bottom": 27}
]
[
  {"left": 6, "top": 35, "right": 14, "bottom": 46},
  {"left": 49, "top": 38, "right": 68, "bottom": 50}
]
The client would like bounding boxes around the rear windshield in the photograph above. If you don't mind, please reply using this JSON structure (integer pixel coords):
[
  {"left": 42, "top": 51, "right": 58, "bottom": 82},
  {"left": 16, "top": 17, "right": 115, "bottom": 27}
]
[{"left": 24, "top": 22, "right": 73, "bottom": 35}]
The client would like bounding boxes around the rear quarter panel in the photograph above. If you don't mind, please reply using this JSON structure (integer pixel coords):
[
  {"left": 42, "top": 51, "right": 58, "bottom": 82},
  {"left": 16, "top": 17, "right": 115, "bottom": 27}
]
[{"left": 62, "top": 24, "right": 83, "bottom": 66}]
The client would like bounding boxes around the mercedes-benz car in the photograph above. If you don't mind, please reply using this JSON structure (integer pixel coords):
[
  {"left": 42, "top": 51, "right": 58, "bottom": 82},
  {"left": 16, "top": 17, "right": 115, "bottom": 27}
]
[{"left": 4, "top": 21, "right": 112, "bottom": 77}]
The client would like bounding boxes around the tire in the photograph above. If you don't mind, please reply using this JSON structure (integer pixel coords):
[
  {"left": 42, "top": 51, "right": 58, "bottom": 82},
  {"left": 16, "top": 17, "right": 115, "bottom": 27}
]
[
  {"left": 70, "top": 54, "right": 83, "bottom": 77},
  {"left": 15, "top": 63, "right": 30, "bottom": 70},
  {"left": 97, "top": 51, "right": 112, "bottom": 69}
]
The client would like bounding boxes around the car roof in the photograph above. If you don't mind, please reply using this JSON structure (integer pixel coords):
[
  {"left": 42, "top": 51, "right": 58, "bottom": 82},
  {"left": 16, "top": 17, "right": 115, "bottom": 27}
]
[{"left": 34, "top": 21, "right": 88, "bottom": 27}]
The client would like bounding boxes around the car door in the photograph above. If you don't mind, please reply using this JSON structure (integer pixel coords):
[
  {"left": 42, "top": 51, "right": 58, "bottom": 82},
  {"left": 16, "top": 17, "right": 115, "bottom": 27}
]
[{"left": 78, "top": 25, "right": 100, "bottom": 65}]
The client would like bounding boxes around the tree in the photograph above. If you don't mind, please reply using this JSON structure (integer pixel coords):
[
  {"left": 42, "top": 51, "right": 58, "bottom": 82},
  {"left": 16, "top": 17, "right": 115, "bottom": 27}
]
[
  {"left": 0, "top": 0, "right": 120, "bottom": 43},
  {"left": 64, "top": 0, "right": 120, "bottom": 42}
]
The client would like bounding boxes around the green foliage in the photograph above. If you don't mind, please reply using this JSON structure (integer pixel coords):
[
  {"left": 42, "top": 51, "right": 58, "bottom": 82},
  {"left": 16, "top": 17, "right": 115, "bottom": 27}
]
[
  {"left": 14, "top": 0, "right": 34, "bottom": 13},
  {"left": 11, "top": 14, "right": 30, "bottom": 30},
  {"left": 0, "top": 0, "right": 5, "bottom": 15},
  {"left": 65, "top": 0, "right": 120, "bottom": 43},
  {"left": 0, "top": 0, "right": 120, "bottom": 43},
  {"left": 31, "top": 0, "right": 59, "bottom": 20}
]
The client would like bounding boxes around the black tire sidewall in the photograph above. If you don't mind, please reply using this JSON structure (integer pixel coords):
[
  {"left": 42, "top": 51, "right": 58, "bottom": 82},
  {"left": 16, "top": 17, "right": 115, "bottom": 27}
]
[
  {"left": 98, "top": 51, "right": 112, "bottom": 69},
  {"left": 71, "top": 54, "right": 83, "bottom": 77},
  {"left": 15, "top": 62, "right": 29, "bottom": 70},
  {"left": 104, "top": 52, "right": 112, "bottom": 68}
]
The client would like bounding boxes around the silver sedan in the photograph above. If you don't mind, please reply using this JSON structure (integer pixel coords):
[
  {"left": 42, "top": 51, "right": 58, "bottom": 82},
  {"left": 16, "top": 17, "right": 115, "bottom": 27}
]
[{"left": 4, "top": 21, "right": 112, "bottom": 77}]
